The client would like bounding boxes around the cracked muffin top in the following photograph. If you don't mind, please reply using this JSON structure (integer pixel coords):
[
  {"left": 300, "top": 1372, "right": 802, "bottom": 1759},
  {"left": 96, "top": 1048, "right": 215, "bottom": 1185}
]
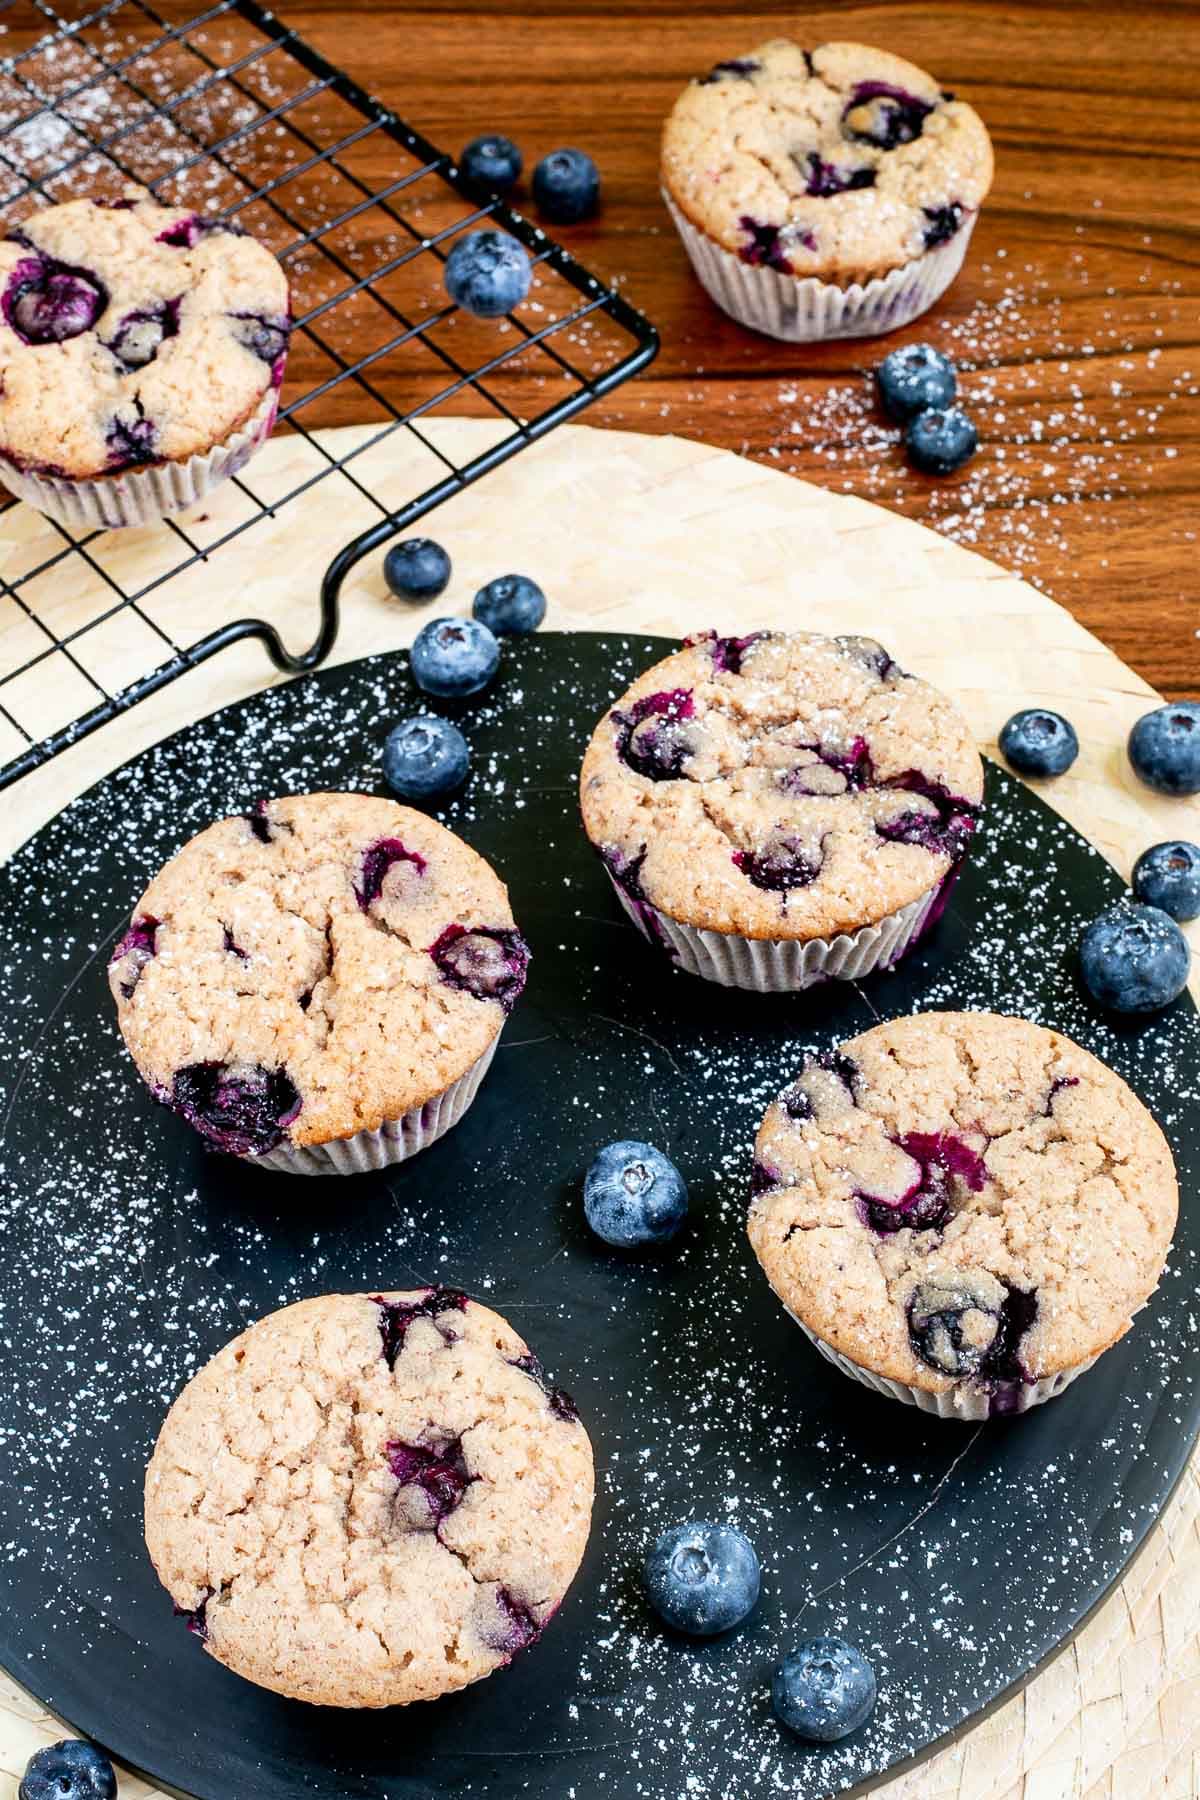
[
  {"left": 579, "top": 631, "right": 983, "bottom": 942},
  {"left": 108, "top": 792, "right": 529, "bottom": 1155},
  {"left": 662, "top": 39, "right": 994, "bottom": 284},
  {"left": 748, "top": 1012, "right": 1178, "bottom": 1401},
  {"left": 144, "top": 1289, "right": 594, "bottom": 1707},
  {"left": 0, "top": 192, "right": 290, "bottom": 480}
]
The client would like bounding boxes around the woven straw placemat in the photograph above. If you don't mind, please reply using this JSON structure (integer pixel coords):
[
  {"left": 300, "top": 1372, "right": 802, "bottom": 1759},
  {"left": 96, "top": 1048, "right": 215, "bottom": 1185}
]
[{"left": 2, "top": 421, "right": 1197, "bottom": 1799}]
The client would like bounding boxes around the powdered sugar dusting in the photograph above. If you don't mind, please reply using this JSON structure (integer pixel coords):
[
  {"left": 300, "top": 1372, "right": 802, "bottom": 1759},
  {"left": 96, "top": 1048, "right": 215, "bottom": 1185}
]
[{"left": 0, "top": 632, "right": 1196, "bottom": 1799}]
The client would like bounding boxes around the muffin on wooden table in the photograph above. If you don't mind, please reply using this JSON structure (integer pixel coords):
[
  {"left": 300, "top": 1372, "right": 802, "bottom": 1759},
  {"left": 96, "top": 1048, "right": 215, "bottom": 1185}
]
[{"left": 661, "top": 39, "right": 993, "bottom": 340}]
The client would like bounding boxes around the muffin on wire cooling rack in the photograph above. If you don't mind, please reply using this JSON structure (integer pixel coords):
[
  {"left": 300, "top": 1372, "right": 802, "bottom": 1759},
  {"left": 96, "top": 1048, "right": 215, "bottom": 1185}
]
[
  {"left": 0, "top": 191, "right": 290, "bottom": 529},
  {"left": 108, "top": 792, "right": 530, "bottom": 1174},
  {"left": 579, "top": 629, "right": 983, "bottom": 992}
]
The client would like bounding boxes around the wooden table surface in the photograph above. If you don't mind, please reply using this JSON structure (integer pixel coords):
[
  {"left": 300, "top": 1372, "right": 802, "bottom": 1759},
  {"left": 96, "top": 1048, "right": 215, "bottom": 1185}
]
[{"left": 273, "top": 0, "right": 1200, "bottom": 701}]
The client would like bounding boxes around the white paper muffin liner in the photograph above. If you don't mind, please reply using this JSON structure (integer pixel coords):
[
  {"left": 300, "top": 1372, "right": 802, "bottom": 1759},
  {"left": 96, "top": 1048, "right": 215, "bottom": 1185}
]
[
  {"left": 247, "top": 1038, "right": 499, "bottom": 1178},
  {"left": 785, "top": 1308, "right": 1100, "bottom": 1421},
  {"left": 663, "top": 191, "right": 976, "bottom": 342},
  {"left": 0, "top": 383, "right": 280, "bottom": 532},
  {"left": 605, "top": 866, "right": 947, "bottom": 993}
]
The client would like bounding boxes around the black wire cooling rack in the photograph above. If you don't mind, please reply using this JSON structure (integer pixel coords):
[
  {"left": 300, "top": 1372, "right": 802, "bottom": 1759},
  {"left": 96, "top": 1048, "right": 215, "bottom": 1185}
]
[{"left": 0, "top": 0, "right": 658, "bottom": 792}]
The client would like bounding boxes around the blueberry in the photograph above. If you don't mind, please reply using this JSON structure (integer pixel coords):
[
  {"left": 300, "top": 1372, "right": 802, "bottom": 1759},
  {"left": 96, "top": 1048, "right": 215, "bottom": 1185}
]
[
  {"left": 905, "top": 406, "right": 978, "bottom": 475},
  {"left": 532, "top": 148, "right": 600, "bottom": 224},
  {"left": 384, "top": 537, "right": 452, "bottom": 601},
  {"left": 842, "top": 81, "right": 932, "bottom": 149},
  {"left": 772, "top": 1638, "right": 877, "bottom": 1742},
  {"left": 19, "top": 1740, "right": 117, "bottom": 1800},
  {"left": 875, "top": 344, "right": 956, "bottom": 422},
  {"left": 410, "top": 617, "right": 500, "bottom": 698},
  {"left": 5, "top": 258, "right": 106, "bottom": 345},
  {"left": 1128, "top": 701, "right": 1200, "bottom": 796},
  {"left": 1132, "top": 841, "right": 1200, "bottom": 922},
  {"left": 443, "top": 229, "right": 531, "bottom": 318},
  {"left": 583, "top": 1140, "right": 687, "bottom": 1247},
  {"left": 1079, "top": 902, "right": 1190, "bottom": 1013},
  {"left": 383, "top": 715, "right": 469, "bottom": 801},
  {"left": 643, "top": 1521, "right": 760, "bottom": 1635},
  {"left": 459, "top": 133, "right": 523, "bottom": 197},
  {"left": 999, "top": 708, "right": 1079, "bottom": 778},
  {"left": 473, "top": 572, "right": 546, "bottom": 635},
  {"left": 429, "top": 924, "right": 530, "bottom": 1012},
  {"left": 169, "top": 1061, "right": 301, "bottom": 1156}
]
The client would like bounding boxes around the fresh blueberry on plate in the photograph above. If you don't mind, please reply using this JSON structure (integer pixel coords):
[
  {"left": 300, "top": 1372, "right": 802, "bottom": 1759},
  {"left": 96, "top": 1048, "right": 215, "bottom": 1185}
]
[
  {"left": 1132, "top": 841, "right": 1200, "bottom": 923},
  {"left": 998, "top": 708, "right": 1079, "bottom": 778},
  {"left": 875, "top": 344, "right": 956, "bottom": 422},
  {"left": 383, "top": 716, "right": 470, "bottom": 801},
  {"left": 459, "top": 132, "right": 523, "bottom": 197},
  {"left": 473, "top": 573, "right": 546, "bottom": 635},
  {"left": 384, "top": 537, "right": 451, "bottom": 601},
  {"left": 410, "top": 617, "right": 500, "bottom": 698},
  {"left": 532, "top": 148, "right": 600, "bottom": 223},
  {"left": 1079, "top": 902, "right": 1190, "bottom": 1013},
  {"left": 20, "top": 1739, "right": 117, "bottom": 1800},
  {"left": 772, "top": 1638, "right": 877, "bottom": 1742},
  {"left": 443, "top": 229, "right": 531, "bottom": 318},
  {"left": 1128, "top": 701, "right": 1200, "bottom": 796},
  {"left": 643, "top": 1520, "right": 760, "bottom": 1635},
  {"left": 583, "top": 1140, "right": 687, "bottom": 1247},
  {"left": 905, "top": 406, "right": 978, "bottom": 475}
]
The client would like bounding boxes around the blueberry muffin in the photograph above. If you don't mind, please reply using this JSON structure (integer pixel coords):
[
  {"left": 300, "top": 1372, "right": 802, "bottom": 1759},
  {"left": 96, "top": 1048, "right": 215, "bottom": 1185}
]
[
  {"left": 579, "top": 630, "right": 983, "bottom": 991},
  {"left": 145, "top": 1290, "right": 594, "bottom": 1706},
  {"left": 108, "top": 793, "right": 529, "bottom": 1174},
  {"left": 662, "top": 40, "right": 994, "bottom": 339},
  {"left": 749, "top": 1012, "right": 1178, "bottom": 1418},
  {"left": 0, "top": 191, "right": 290, "bottom": 528}
]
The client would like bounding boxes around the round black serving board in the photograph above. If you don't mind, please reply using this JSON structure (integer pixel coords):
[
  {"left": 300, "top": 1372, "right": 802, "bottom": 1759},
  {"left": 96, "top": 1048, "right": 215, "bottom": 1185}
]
[{"left": 1, "top": 632, "right": 1198, "bottom": 1800}]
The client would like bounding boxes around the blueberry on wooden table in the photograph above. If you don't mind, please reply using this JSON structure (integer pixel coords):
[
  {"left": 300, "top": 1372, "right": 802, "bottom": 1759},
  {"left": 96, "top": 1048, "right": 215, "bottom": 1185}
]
[
  {"left": 875, "top": 343, "right": 956, "bottom": 421},
  {"left": 1079, "top": 902, "right": 1190, "bottom": 1013},
  {"left": 532, "top": 148, "right": 600, "bottom": 223},
  {"left": 772, "top": 1638, "right": 877, "bottom": 1742},
  {"left": 459, "top": 132, "right": 523, "bottom": 197},
  {"left": 999, "top": 708, "right": 1079, "bottom": 778},
  {"left": 384, "top": 537, "right": 451, "bottom": 601},
  {"left": 1132, "top": 841, "right": 1200, "bottom": 922},
  {"left": 643, "top": 1520, "right": 761, "bottom": 1635},
  {"left": 905, "top": 405, "right": 978, "bottom": 474}
]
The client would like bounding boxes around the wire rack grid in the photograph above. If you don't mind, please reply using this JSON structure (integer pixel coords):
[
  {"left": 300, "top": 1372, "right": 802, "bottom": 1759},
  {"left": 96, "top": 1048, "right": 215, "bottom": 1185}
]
[{"left": 0, "top": 0, "right": 658, "bottom": 792}]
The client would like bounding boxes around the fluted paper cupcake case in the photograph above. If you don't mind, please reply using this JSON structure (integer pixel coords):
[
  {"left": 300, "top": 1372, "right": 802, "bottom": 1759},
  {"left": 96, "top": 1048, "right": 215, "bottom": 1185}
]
[
  {"left": 0, "top": 383, "right": 280, "bottom": 532},
  {"left": 785, "top": 1308, "right": 1101, "bottom": 1421},
  {"left": 663, "top": 191, "right": 976, "bottom": 342},
  {"left": 248, "top": 1038, "right": 499, "bottom": 1177},
  {"left": 605, "top": 867, "right": 947, "bottom": 993}
]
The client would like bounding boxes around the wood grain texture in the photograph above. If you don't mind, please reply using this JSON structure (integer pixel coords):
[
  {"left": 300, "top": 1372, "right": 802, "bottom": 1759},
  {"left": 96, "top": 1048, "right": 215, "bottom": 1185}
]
[
  {"left": 243, "top": 0, "right": 1200, "bottom": 700},
  {"left": 2, "top": 419, "right": 1199, "bottom": 1800}
]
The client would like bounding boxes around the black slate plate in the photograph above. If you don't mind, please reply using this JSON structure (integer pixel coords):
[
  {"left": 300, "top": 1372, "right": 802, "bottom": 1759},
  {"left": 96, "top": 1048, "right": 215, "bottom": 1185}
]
[{"left": 1, "top": 631, "right": 1197, "bottom": 1800}]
